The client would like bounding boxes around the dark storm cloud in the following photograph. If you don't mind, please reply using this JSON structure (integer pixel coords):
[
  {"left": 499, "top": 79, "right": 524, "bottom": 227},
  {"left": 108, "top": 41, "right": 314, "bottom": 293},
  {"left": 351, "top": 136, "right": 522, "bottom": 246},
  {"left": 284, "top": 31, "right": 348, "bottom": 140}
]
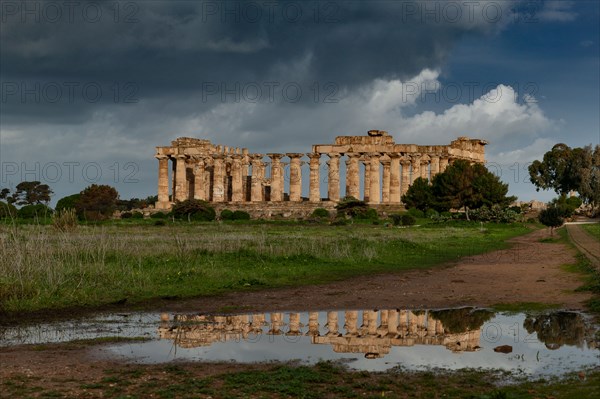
[{"left": 0, "top": 0, "right": 513, "bottom": 125}]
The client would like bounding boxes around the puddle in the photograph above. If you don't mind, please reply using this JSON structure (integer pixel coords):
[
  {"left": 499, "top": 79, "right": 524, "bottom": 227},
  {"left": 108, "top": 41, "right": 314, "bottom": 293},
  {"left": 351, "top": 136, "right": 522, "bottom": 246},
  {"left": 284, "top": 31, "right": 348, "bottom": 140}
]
[{"left": 2, "top": 308, "right": 598, "bottom": 376}]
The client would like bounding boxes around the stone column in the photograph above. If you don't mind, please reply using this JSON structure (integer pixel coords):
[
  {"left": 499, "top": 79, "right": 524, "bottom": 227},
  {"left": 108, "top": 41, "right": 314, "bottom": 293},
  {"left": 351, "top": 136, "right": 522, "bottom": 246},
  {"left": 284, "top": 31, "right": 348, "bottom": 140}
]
[
  {"left": 369, "top": 153, "right": 381, "bottom": 204},
  {"left": 327, "top": 153, "right": 341, "bottom": 202},
  {"left": 420, "top": 155, "right": 430, "bottom": 181},
  {"left": 308, "top": 153, "right": 321, "bottom": 202},
  {"left": 389, "top": 154, "right": 401, "bottom": 203},
  {"left": 193, "top": 157, "right": 206, "bottom": 201},
  {"left": 287, "top": 313, "right": 302, "bottom": 336},
  {"left": 410, "top": 154, "right": 421, "bottom": 184},
  {"left": 440, "top": 156, "right": 449, "bottom": 173},
  {"left": 430, "top": 155, "right": 440, "bottom": 178},
  {"left": 326, "top": 311, "right": 340, "bottom": 337},
  {"left": 174, "top": 154, "right": 188, "bottom": 202},
  {"left": 400, "top": 158, "right": 411, "bottom": 197},
  {"left": 344, "top": 310, "right": 359, "bottom": 336},
  {"left": 288, "top": 153, "right": 303, "bottom": 202},
  {"left": 171, "top": 156, "right": 177, "bottom": 201},
  {"left": 381, "top": 158, "right": 391, "bottom": 203},
  {"left": 267, "top": 154, "right": 283, "bottom": 202},
  {"left": 306, "top": 312, "right": 320, "bottom": 336},
  {"left": 345, "top": 154, "right": 360, "bottom": 199},
  {"left": 231, "top": 155, "right": 243, "bottom": 202},
  {"left": 156, "top": 155, "right": 170, "bottom": 208},
  {"left": 387, "top": 309, "right": 399, "bottom": 337},
  {"left": 212, "top": 154, "right": 225, "bottom": 202},
  {"left": 251, "top": 155, "right": 264, "bottom": 202},
  {"left": 363, "top": 159, "right": 371, "bottom": 202}
]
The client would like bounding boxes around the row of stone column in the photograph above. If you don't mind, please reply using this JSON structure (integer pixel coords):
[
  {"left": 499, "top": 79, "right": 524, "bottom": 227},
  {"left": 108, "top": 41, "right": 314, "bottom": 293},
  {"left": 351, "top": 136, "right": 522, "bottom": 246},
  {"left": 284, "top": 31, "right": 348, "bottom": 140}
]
[{"left": 156, "top": 152, "right": 451, "bottom": 206}]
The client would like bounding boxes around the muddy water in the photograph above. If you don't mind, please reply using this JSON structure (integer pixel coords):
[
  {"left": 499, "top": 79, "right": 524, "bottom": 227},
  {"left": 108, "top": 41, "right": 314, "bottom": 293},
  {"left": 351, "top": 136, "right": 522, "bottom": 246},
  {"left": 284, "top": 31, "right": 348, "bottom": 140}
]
[{"left": 2, "top": 307, "right": 598, "bottom": 376}]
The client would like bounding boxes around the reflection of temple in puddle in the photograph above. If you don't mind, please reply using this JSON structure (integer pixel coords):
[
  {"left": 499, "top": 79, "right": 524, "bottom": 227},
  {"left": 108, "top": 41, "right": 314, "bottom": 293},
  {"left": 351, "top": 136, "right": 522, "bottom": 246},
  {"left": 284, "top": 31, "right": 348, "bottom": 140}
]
[{"left": 159, "top": 309, "right": 483, "bottom": 358}]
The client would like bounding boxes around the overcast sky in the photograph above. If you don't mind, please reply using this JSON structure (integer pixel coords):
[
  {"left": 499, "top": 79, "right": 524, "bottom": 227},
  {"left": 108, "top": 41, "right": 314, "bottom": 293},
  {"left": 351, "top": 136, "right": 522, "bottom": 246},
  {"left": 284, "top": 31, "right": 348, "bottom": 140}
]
[{"left": 1, "top": 0, "right": 599, "bottom": 204}]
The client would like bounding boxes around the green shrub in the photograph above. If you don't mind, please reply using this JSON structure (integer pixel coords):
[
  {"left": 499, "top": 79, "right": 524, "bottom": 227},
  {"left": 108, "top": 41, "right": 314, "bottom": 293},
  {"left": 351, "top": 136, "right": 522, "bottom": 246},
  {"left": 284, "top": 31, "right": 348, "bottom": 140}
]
[
  {"left": 425, "top": 208, "right": 439, "bottom": 218},
  {"left": 131, "top": 211, "right": 144, "bottom": 219},
  {"left": 150, "top": 212, "right": 167, "bottom": 219},
  {"left": 401, "top": 214, "right": 416, "bottom": 226},
  {"left": 0, "top": 201, "right": 17, "bottom": 219},
  {"left": 121, "top": 212, "right": 132, "bottom": 219},
  {"left": 390, "top": 213, "right": 403, "bottom": 226},
  {"left": 55, "top": 194, "right": 81, "bottom": 212},
  {"left": 153, "top": 220, "right": 166, "bottom": 226},
  {"left": 331, "top": 218, "right": 349, "bottom": 226},
  {"left": 335, "top": 196, "right": 377, "bottom": 220},
  {"left": 539, "top": 206, "right": 564, "bottom": 230},
  {"left": 231, "top": 210, "right": 250, "bottom": 220},
  {"left": 441, "top": 211, "right": 453, "bottom": 218},
  {"left": 311, "top": 208, "right": 330, "bottom": 218},
  {"left": 17, "top": 204, "right": 53, "bottom": 219},
  {"left": 220, "top": 209, "right": 234, "bottom": 220},
  {"left": 172, "top": 200, "right": 216, "bottom": 221},
  {"left": 407, "top": 207, "right": 424, "bottom": 218}
]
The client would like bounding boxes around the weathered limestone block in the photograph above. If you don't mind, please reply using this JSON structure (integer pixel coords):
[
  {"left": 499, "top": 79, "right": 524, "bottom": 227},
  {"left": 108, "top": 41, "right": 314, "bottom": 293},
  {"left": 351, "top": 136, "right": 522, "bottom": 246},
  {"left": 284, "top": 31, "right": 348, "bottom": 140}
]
[
  {"left": 156, "top": 155, "right": 170, "bottom": 208},
  {"left": 308, "top": 153, "right": 321, "bottom": 202},
  {"left": 212, "top": 154, "right": 226, "bottom": 202},
  {"left": 288, "top": 153, "right": 303, "bottom": 202},
  {"left": 327, "top": 153, "right": 341, "bottom": 202},
  {"left": 193, "top": 157, "right": 206, "bottom": 201},
  {"left": 267, "top": 154, "right": 284, "bottom": 202},
  {"left": 345, "top": 153, "right": 361, "bottom": 199},
  {"left": 381, "top": 158, "right": 391, "bottom": 203},
  {"left": 389, "top": 153, "right": 401, "bottom": 203},
  {"left": 174, "top": 154, "right": 188, "bottom": 202},
  {"left": 369, "top": 153, "right": 381, "bottom": 204},
  {"left": 251, "top": 155, "right": 264, "bottom": 202},
  {"left": 231, "top": 155, "right": 243, "bottom": 202}
]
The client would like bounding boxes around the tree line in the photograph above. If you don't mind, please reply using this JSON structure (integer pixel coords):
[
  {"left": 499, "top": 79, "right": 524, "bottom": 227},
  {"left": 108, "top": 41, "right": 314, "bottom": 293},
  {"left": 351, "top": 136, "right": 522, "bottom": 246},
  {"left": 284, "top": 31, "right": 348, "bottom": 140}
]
[{"left": 0, "top": 182, "right": 156, "bottom": 221}]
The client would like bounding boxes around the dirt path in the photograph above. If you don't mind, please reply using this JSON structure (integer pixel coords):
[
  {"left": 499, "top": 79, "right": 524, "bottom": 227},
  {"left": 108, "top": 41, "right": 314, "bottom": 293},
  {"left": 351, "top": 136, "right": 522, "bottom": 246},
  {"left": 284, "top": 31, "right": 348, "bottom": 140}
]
[
  {"left": 152, "top": 226, "right": 591, "bottom": 314},
  {"left": 566, "top": 223, "right": 600, "bottom": 270}
]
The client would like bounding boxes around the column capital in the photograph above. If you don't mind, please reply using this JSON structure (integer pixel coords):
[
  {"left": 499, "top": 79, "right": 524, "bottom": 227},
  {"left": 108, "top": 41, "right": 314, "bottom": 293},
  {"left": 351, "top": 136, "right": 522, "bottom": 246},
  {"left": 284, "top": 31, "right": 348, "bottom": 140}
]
[
  {"left": 212, "top": 153, "right": 225, "bottom": 160},
  {"left": 286, "top": 153, "right": 304, "bottom": 159},
  {"left": 380, "top": 158, "right": 391, "bottom": 166},
  {"left": 174, "top": 154, "right": 187, "bottom": 160},
  {"left": 387, "top": 152, "right": 402, "bottom": 159},
  {"left": 155, "top": 154, "right": 169, "bottom": 160},
  {"left": 266, "top": 153, "right": 283, "bottom": 160},
  {"left": 346, "top": 152, "right": 361, "bottom": 159},
  {"left": 307, "top": 152, "right": 321, "bottom": 160},
  {"left": 327, "top": 152, "right": 341, "bottom": 159}
]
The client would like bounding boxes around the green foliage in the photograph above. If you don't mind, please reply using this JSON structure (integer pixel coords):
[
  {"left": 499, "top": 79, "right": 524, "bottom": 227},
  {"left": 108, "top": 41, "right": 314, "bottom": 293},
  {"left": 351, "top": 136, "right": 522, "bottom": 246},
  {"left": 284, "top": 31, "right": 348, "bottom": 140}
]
[
  {"left": 232, "top": 210, "right": 251, "bottom": 220},
  {"left": 432, "top": 160, "right": 515, "bottom": 218},
  {"left": 76, "top": 185, "right": 119, "bottom": 221},
  {"left": 0, "top": 201, "right": 17, "bottom": 218},
  {"left": 131, "top": 211, "right": 144, "bottom": 219},
  {"left": 407, "top": 207, "right": 424, "bottom": 218},
  {"left": 401, "top": 214, "right": 416, "bottom": 226},
  {"left": 538, "top": 206, "right": 564, "bottom": 229},
  {"left": 529, "top": 143, "right": 600, "bottom": 210},
  {"left": 121, "top": 212, "right": 133, "bottom": 219},
  {"left": 549, "top": 194, "right": 582, "bottom": 218},
  {"left": 17, "top": 204, "right": 53, "bottom": 219},
  {"left": 153, "top": 220, "right": 166, "bottom": 226},
  {"left": 220, "top": 209, "right": 234, "bottom": 220},
  {"left": 470, "top": 205, "right": 522, "bottom": 223},
  {"left": 150, "top": 212, "right": 167, "bottom": 219},
  {"left": 390, "top": 213, "right": 402, "bottom": 226},
  {"left": 401, "top": 177, "right": 434, "bottom": 211},
  {"left": 425, "top": 208, "right": 439, "bottom": 218},
  {"left": 311, "top": 208, "right": 330, "bottom": 218},
  {"left": 172, "top": 199, "right": 216, "bottom": 221},
  {"left": 55, "top": 194, "right": 81, "bottom": 212},
  {"left": 430, "top": 308, "right": 494, "bottom": 334},
  {"left": 11, "top": 181, "right": 53, "bottom": 206},
  {"left": 335, "top": 196, "right": 377, "bottom": 220}
]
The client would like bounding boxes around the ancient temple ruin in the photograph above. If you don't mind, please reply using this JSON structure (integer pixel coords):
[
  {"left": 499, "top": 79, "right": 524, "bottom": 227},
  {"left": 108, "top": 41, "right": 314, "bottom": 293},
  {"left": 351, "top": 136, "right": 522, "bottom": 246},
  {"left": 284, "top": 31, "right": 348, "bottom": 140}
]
[
  {"left": 154, "top": 131, "right": 487, "bottom": 211},
  {"left": 159, "top": 309, "right": 482, "bottom": 357}
]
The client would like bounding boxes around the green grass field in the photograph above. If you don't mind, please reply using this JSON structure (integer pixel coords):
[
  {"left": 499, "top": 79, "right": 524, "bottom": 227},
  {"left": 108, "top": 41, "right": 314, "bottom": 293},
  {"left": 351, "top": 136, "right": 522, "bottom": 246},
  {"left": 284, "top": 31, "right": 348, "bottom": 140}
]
[
  {"left": 0, "top": 220, "right": 530, "bottom": 314},
  {"left": 582, "top": 223, "right": 600, "bottom": 241},
  {"left": 2, "top": 360, "right": 598, "bottom": 399}
]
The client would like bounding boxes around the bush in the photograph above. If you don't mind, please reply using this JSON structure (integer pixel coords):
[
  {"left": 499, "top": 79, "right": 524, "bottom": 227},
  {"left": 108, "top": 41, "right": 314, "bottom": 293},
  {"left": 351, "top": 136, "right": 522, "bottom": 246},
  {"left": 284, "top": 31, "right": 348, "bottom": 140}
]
[
  {"left": 171, "top": 199, "right": 216, "bottom": 222},
  {"left": 331, "top": 218, "right": 349, "bottom": 226},
  {"left": 539, "top": 206, "right": 564, "bottom": 231},
  {"left": 335, "top": 196, "right": 377, "bottom": 220},
  {"left": 150, "top": 212, "right": 167, "bottom": 219},
  {"left": 17, "top": 204, "right": 53, "bottom": 219},
  {"left": 231, "top": 210, "right": 250, "bottom": 220},
  {"left": 153, "top": 220, "right": 166, "bottom": 226},
  {"left": 441, "top": 211, "right": 453, "bottom": 218},
  {"left": 55, "top": 194, "right": 81, "bottom": 212},
  {"left": 0, "top": 201, "right": 17, "bottom": 219},
  {"left": 220, "top": 209, "right": 234, "bottom": 220},
  {"left": 121, "top": 212, "right": 132, "bottom": 219},
  {"left": 52, "top": 209, "right": 78, "bottom": 232},
  {"left": 390, "top": 213, "right": 403, "bottom": 226},
  {"left": 407, "top": 207, "right": 424, "bottom": 218},
  {"left": 425, "top": 208, "right": 439, "bottom": 218},
  {"left": 76, "top": 184, "right": 119, "bottom": 221},
  {"left": 131, "top": 211, "right": 144, "bottom": 219},
  {"left": 401, "top": 214, "right": 416, "bottom": 226},
  {"left": 470, "top": 205, "right": 522, "bottom": 223},
  {"left": 311, "top": 208, "right": 330, "bottom": 218}
]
